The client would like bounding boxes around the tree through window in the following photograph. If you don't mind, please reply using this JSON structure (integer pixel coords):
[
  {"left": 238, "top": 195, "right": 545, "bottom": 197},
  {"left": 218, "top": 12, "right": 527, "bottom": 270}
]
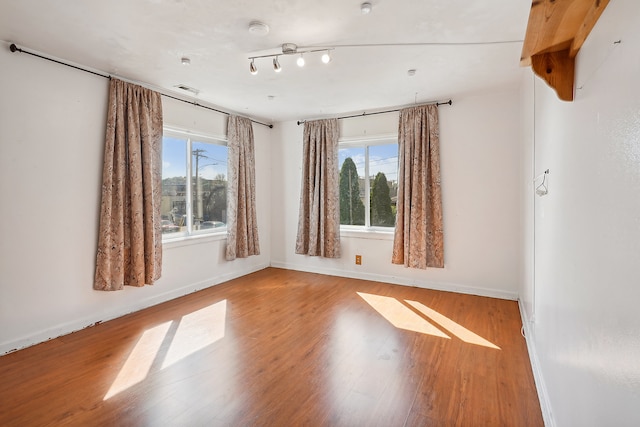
[
  {"left": 338, "top": 140, "right": 398, "bottom": 228},
  {"left": 340, "top": 157, "right": 365, "bottom": 225}
]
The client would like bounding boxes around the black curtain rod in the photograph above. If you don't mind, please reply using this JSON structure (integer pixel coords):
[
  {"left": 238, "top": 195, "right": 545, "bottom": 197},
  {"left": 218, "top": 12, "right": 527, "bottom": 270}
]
[
  {"left": 296, "top": 99, "right": 453, "bottom": 126},
  {"left": 159, "top": 93, "right": 273, "bottom": 129},
  {"left": 9, "top": 43, "right": 274, "bottom": 129}
]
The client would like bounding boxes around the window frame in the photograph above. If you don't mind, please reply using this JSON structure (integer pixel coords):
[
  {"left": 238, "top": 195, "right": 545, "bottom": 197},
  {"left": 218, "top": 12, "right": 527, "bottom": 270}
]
[
  {"left": 338, "top": 135, "right": 398, "bottom": 236},
  {"left": 161, "top": 127, "right": 229, "bottom": 243}
]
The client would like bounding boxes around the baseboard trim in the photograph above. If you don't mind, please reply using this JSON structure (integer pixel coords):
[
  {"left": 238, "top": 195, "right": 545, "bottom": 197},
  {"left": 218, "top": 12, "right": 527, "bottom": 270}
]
[
  {"left": 269, "top": 261, "right": 518, "bottom": 301},
  {"left": 0, "top": 263, "right": 269, "bottom": 356},
  {"left": 518, "top": 299, "right": 554, "bottom": 427},
  {"left": 2, "top": 261, "right": 517, "bottom": 355}
]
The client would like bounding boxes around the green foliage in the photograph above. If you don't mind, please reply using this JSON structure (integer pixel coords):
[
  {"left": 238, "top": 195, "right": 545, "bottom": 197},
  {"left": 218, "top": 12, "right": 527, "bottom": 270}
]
[
  {"left": 339, "top": 157, "right": 365, "bottom": 225},
  {"left": 203, "top": 179, "right": 227, "bottom": 222},
  {"left": 371, "top": 172, "right": 395, "bottom": 227}
]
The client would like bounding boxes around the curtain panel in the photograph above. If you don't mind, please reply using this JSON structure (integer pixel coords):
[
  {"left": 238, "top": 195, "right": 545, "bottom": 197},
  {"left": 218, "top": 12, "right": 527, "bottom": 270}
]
[
  {"left": 295, "top": 118, "right": 341, "bottom": 258},
  {"left": 94, "top": 79, "right": 164, "bottom": 291},
  {"left": 392, "top": 104, "right": 444, "bottom": 269},
  {"left": 226, "top": 115, "right": 260, "bottom": 260}
]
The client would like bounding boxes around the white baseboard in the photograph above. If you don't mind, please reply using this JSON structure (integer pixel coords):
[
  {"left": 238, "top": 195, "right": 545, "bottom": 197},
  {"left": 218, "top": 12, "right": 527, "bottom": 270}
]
[
  {"left": 269, "top": 261, "right": 518, "bottom": 301},
  {"left": 0, "top": 263, "right": 269, "bottom": 355},
  {"left": 518, "top": 299, "right": 554, "bottom": 427},
  {"left": 2, "top": 261, "right": 517, "bottom": 355}
]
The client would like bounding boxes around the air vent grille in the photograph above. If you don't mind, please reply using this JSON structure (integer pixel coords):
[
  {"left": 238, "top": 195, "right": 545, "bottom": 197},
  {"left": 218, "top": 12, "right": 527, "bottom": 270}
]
[{"left": 173, "top": 84, "right": 199, "bottom": 95}]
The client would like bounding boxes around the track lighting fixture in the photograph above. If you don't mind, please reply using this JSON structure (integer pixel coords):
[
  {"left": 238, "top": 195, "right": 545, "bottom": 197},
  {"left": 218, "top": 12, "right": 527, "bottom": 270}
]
[{"left": 247, "top": 43, "right": 334, "bottom": 74}]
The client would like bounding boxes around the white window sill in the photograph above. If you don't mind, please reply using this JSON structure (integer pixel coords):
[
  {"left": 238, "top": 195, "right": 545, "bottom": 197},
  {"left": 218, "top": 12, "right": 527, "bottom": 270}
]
[
  {"left": 340, "top": 226, "right": 394, "bottom": 240},
  {"left": 162, "top": 230, "right": 227, "bottom": 249}
]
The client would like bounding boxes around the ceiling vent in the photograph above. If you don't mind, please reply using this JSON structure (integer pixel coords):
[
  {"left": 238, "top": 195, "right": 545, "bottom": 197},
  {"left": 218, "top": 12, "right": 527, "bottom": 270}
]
[{"left": 173, "top": 84, "right": 199, "bottom": 95}]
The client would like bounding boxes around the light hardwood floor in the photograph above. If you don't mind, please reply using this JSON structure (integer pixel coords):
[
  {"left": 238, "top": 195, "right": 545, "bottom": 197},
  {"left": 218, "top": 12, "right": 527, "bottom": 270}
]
[{"left": 0, "top": 268, "right": 543, "bottom": 426}]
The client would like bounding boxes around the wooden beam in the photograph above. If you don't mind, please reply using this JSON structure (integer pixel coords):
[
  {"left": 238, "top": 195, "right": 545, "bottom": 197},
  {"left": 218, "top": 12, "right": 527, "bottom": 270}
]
[
  {"left": 531, "top": 49, "right": 575, "bottom": 101},
  {"left": 520, "top": 0, "right": 610, "bottom": 101},
  {"left": 570, "top": 0, "right": 610, "bottom": 58},
  {"left": 520, "top": 0, "right": 591, "bottom": 66}
]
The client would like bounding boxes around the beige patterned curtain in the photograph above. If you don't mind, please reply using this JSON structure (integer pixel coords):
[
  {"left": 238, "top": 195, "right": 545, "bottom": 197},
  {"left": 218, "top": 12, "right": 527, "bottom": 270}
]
[
  {"left": 94, "top": 79, "right": 164, "bottom": 291},
  {"left": 295, "top": 119, "right": 341, "bottom": 258},
  {"left": 392, "top": 104, "right": 444, "bottom": 268},
  {"left": 226, "top": 116, "right": 260, "bottom": 260}
]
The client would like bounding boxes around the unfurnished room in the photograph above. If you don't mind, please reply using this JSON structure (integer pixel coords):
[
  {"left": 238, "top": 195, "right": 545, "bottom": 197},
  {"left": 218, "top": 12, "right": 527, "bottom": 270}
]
[{"left": 0, "top": 1, "right": 639, "bottom": 426}]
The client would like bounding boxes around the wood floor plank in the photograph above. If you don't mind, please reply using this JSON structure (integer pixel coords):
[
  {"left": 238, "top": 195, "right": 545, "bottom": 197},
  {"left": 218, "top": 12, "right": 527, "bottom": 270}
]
[{"left": 0, "top": 268, "right": 543, "bottom": 426}]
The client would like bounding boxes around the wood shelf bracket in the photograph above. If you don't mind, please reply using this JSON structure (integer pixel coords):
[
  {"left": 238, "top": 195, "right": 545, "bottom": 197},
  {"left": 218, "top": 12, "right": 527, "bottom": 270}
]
[{"left": 531, "top": 50, "right": 575, "bottom": 101}]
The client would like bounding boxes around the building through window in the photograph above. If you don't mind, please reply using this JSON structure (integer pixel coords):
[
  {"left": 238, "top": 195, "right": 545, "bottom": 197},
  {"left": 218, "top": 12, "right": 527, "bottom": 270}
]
[{"left": 161, "top": 130, "right": 228, "bottom": 238}]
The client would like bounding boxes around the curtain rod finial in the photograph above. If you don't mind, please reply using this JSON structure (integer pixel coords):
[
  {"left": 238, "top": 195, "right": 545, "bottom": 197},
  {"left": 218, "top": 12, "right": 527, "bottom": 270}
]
[{"left": 9, "top": 43, "right": 19, "bottom": 53}]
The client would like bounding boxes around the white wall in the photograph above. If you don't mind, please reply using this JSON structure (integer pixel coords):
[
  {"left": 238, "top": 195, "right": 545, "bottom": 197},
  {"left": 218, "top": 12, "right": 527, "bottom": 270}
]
[
  {"left": 521, "top": 1, "right": 640, "bottom": 425},
  {"left": 271, "top": 86, "right": 524, "bottom": 299},
  {"left": 0, "top": 44, "right": 271, "bottom": 354}
]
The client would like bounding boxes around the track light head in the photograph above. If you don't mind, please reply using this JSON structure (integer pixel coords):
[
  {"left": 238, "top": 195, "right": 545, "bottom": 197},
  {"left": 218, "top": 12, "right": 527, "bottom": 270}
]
[{"left": 248, "top": 45, "right": 335, "bottom": 73}]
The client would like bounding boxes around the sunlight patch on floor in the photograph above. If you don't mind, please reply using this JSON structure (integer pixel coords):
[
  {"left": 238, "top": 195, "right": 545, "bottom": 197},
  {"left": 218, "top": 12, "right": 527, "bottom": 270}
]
[
  {"left": 357, "top": 292, "right": 450, "bottom": 339},
  {"left": 161, "top": 300, "right": 227, "bottom": 369},
  {"left": 405, "top": 300, "right": 500, "bottom": 349},
  {"left": 104, "top": 300, "right": 227, "bottom": 400},
  {"left": 104, "top": 321, "right": 172, "bottom": 400},
  {"left": 357, "top": 292, "right": 500, "bottom": 349}
]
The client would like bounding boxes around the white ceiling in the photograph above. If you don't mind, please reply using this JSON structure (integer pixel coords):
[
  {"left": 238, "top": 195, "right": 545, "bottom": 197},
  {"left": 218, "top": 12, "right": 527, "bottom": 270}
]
[{"left": 0, "top": 0, "right": 531, "bottom": 123}]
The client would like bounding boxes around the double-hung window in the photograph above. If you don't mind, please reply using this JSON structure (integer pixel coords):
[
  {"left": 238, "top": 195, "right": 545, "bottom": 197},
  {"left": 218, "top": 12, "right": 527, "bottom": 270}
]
[
  {"left": 338, "top": 138, "right": 398, "bottom": 230},
  {"left": 161, "top": 129, "right": 228, "bottom": 239}
]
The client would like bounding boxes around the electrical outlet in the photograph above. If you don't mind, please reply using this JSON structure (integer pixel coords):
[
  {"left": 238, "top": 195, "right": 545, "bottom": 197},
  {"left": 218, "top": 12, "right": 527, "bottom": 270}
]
[{"left": 355, "top": 255, "right": 362, "bottom": 265}]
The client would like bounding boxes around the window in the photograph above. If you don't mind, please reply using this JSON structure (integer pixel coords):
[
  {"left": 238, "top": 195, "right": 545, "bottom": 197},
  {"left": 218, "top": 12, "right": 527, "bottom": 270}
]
[
  {"left": 161, "top": 129, "right": 228, "bottom": 239},
  {"left": 338, "top": 138, "right": 398, "bottom": 229}
]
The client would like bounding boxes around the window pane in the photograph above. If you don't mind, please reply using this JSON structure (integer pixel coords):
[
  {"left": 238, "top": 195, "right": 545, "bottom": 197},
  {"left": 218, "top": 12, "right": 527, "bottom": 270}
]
[
  {"left": 338, "top": 147, "right": 365, "bottom": 225},
  {"left": 161, "top": 136, "right": 187, "bottom": 234},
  {"left": 191, "top": 141, "right": 228, "bottom": 230},
  {"left": 369, "top": 144, "right": 398, "bottom": 227}
]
